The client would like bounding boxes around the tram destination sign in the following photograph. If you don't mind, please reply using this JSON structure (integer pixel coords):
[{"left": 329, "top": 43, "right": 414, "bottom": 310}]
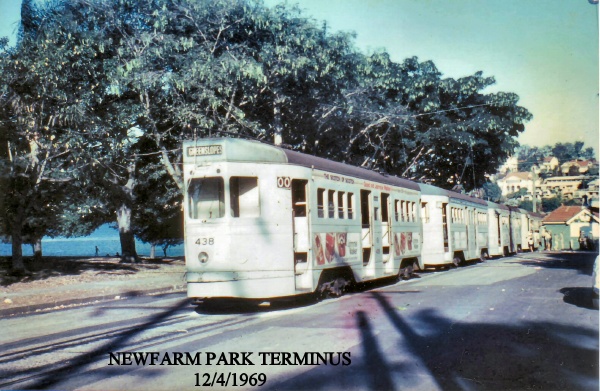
[{"left": 187, "top": 145, "right": 223, "bottom": 157}]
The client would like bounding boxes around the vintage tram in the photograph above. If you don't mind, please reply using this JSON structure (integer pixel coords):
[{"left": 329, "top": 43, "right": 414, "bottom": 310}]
[{"left": 183, "top": 138, "right": 422, "bottom": 300}]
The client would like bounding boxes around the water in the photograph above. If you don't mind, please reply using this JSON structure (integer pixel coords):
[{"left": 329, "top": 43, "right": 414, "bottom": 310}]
[{"left": 0, "top": 224, "right": 184, "bottom": 257}]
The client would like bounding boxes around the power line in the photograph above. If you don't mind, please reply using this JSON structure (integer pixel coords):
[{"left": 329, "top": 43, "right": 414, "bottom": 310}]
[{"left": 322, "top": 103, "right": 492, "bottom": 120}]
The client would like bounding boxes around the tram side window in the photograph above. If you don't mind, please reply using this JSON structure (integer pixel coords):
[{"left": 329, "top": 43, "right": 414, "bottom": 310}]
[
  {"left": 317, "top": 188, "right": 325, "bottom": 218},
  {"left": 188, "top": 177, "right": 225, "bottom": 219},
  {"left": 230, "top": 177, "right": 260, "bottom": 217},
  {"left": 348, "top": 193, "right": 354, "bottom": 219},
  {"left": 338, "top": 191, "right": 345, "bottom": 219},
  {"left": 291, "top": 179, "right": 307, "bottom": 217},
  {"left": 400, "top": 201, "right": 405, "bottom": 222},
  {"left": 381, "top": 193, "right": 389, "bottom": 222},
  {"left": 442, "top": 203, "right": 449, "bottom": 250},
  {"left": 421, "top": 202, "right": 429, "bottom": 223},
  {"left": 328, "top": 190, "right": 336, "bottom": 218}
]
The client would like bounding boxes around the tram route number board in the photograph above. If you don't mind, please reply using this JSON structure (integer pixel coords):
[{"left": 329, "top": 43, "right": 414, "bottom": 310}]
[
  {"left": 187, "top": 145, "right": 223, "bottom": 157},
  {"left": 277, "top": 177, "right": 291, "bottom": 189}
]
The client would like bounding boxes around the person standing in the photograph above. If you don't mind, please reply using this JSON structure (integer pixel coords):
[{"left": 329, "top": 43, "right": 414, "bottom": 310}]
[{"left": 527, "top": 232, "right": 534, "bottom": 252}]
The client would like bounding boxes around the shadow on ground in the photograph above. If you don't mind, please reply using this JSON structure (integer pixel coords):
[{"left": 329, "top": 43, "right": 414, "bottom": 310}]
[
  {"left": 2, "top": 287, "right": 597, "bottom": 390},
  {"left": 271, "top": 291, "right": 599, "bottom": 390},
  {"left": 0, "top": 256, "right": 183, "bottom": 287},
  {"left": 560, "top": 287, "right": 598, "bottom": 310},
  {"left": 509, "top": 251, "right": 598, "bottom": 276}
]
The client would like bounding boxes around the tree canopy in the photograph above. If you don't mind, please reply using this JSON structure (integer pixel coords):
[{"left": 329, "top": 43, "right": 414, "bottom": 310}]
[{"left": 0, "top": 0, "right": 533, "bottom": 270}]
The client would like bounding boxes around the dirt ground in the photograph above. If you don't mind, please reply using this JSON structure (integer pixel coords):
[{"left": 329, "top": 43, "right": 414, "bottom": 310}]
[{"left": 0, "top": 256, "right": 186, "bottom": 312}]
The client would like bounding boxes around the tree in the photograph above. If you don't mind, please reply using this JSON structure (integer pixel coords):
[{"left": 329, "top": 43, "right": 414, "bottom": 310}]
[
  {"left": 132, "top": 145, "right": 183, "bottom": 258},
  {"left": 541, "top": 196, "right": 561, "bottom": 213},
  {"left": 1, "top": 0, "right": 536, "bottom": 270},
  {"left": 552, "top": 141, "right": 586, "bottom": 163},
  {"left": 0, "top": 0, "right": 103, "bottom": 271},
  {"left": 483, "top": 182, "right": 502, "bottom": 202},
  {"left": 320, "top": 53, "right": 532, "bottom": 190}
]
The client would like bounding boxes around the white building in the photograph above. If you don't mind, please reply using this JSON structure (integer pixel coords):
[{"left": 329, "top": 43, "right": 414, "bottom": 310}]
[
  {"left": 540, "top": 156, "right": 559, "bottom": 172},
  {"left": 541, "top": 176, "right": 590, "bottom": 200},
  {"left": 496, "top": 172, "right": 542, "bottom": 197},
  {"left": 498, "top": 156, "right": 519, "bottom": 175}
]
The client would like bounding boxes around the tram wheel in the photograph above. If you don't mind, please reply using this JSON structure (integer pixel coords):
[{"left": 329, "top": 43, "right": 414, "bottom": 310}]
[
  {"left": 452, "top": 256, "right": 461, "bottom": 267},
  {"left": 480, "top": 252, "right": 489, "bottom": 263},
  {"left": 402, "top": 265, "right": 414, "bottom": 280}
]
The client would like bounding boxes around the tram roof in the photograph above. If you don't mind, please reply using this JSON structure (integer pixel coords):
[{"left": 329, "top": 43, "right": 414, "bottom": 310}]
[
  {"left": 183, "top": 138, "right": 420, "bottom": 191},
  {"left": 282, "top": 149, "right": 420, "bottom": 191},
  {"left": 487, "top": 201, "right": 510, "bottom": 211},
  {"left": 419, "top": 183, "right": 488, "bottom": 206}
]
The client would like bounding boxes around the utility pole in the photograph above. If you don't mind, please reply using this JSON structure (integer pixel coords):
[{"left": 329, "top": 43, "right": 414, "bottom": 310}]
[{"left": 531, "top": 166, "right": 538, "bottom": 213}]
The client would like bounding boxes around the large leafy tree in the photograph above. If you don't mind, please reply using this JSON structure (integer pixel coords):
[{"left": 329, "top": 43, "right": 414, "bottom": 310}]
[
  {"left": 1, "top": 0, "right": 535, "bottom": 271},
  {"left": 0, "top": 0, "right": 104, "bottom": 271},
  {"left": 1, "top": 0, "right": 154, "bottom": 266},
  {"left": 311, "top": 52, "right": 532, "bottom": 191}
]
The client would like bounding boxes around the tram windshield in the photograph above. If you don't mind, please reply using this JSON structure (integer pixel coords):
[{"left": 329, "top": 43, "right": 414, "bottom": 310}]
[{"left": 188, "top": 177, "right": 225, "bottom": 219}]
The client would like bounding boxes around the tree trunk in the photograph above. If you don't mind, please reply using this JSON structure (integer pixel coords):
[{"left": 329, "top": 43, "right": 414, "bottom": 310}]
[
  {"left": 114, "top": 160, "right": 139, "bottom": 263},
  {"left": 150, "top": 243, "right": 156, "bottom": 259},
  {"left": 33, "top": 238, "right": 42, "bottom": 261},
  {"left": 10, "top": 204, "right": 26, "bottom": 273},
  {"left": 116, "top": 203, "right": 138, "bottom": 263},
  {"left": 11, "top": 225, "right": 25, "bottom": 273}
]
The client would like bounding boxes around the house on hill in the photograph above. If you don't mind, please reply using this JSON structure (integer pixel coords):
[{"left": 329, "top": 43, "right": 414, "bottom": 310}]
[
  {"left": 496, "top": 171, "right": 542, "bottom": 197},
  {"left": 540, "top": 156, "right": 559, "bottom": 173},
  {"left": 541, "top": 205, "right": 599, "bottom": 250},
  {"left": 498, "top": 156, "right": 519, "bottom": 174},
  {"left": 560, "top": 159, "right": 598, "bottom": 175},
  {"left": 541, "top": 175, "right": 592, "bottom": 200}
]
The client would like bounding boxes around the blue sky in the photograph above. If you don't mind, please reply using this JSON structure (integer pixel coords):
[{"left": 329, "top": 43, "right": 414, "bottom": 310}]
[{"left": 1, "top": 0, "right": 598, "bottom": 154}]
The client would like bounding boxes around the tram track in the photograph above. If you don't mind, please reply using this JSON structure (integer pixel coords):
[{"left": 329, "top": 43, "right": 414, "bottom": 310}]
[
  {"left": 0, "top": 300, "right": 302, "bottom": 390},
  {"left": 0, "top": 316, "right": 258, "bottom": 390}
]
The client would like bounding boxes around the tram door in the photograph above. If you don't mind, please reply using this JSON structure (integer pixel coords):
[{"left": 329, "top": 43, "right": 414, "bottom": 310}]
[
  {"left": 291, "top": 179, "right": 310, "bottom": 289},
  {"left": 442, "top": 203, "right": 449, "bottom": 252},
  {"left": 468, "top": 208, "right": 476, "bottom": 258},
  {"left": 380, "top": 193, "right": 391, "bottom": 263},
  {"left": 360, "top": 190, "right": 372, "bottom": 266},
  {"left": 496, "top": 213, "right": 501, "bottom": 247}
]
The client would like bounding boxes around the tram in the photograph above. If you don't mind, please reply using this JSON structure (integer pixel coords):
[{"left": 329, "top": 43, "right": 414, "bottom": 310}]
[
  {"left": 183, "top": 138, "right": 422, "bottom": 300},
  {"left": 182, "top": 137, "right": 540, "bottom": 300},
  {"left": 419, "top": 184, "right": 489, "bottom": 268},
  {"left": 487, "top": 202, "right": 512, "bottom": 257}
]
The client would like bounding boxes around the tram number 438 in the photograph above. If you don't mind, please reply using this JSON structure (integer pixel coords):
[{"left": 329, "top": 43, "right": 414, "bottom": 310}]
[
  {"left": 195, "top": 238, "right": 214, "bottom": 245},
  {"left": 277, "top": 176, "right": 291, "bottom": 189}
]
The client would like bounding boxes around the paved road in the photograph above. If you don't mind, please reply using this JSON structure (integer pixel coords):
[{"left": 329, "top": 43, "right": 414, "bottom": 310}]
[{"left": 1, "top": 251, "right": 597, "bottom": 390}]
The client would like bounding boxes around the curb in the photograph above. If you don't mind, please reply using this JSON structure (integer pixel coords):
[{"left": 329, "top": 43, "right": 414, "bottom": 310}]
[{"left": 1, "top": 284, "right": 187, "bottom": 318}]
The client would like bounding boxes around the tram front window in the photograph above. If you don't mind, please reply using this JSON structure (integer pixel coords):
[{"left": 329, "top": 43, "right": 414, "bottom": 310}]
[
  {"left": 188, "top": 177, "right": 225, "bottom": 219},
  {"left": 230, "top": 177, "right": 260, "bottom": 217}
]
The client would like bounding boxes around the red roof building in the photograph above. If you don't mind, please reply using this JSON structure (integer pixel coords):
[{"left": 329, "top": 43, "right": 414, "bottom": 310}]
[{"left": 542, "top": 206, "right": 599, "bottom": 250}]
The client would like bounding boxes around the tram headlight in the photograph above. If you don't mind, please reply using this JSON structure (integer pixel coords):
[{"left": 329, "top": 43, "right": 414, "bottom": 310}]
[{"left": 198, "top": 252, "right": 209, "bottom": 264}]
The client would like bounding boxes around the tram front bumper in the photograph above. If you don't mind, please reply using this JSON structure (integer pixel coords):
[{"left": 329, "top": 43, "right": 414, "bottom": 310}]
[{"left": 186, "top": 271, "right": 297, "bottom": 299}]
